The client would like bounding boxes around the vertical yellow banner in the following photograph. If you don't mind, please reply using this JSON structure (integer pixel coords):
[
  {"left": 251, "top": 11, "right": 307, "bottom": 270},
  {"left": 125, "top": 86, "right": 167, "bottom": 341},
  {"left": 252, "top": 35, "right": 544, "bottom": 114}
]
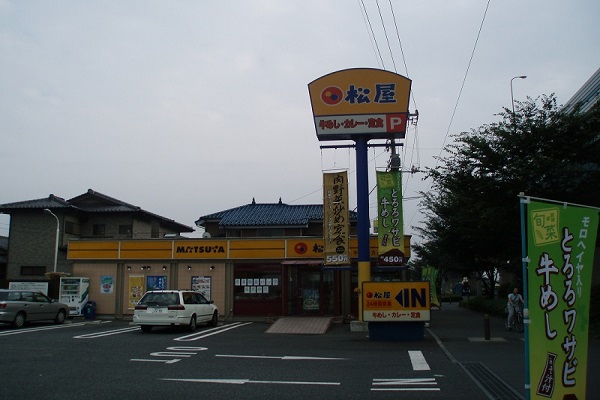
[
  {"left": 323, "top": 171, "right": 350, "bottom": 266},
  {"left": 128, "top": 275, "right": 145, "bottom": 310}
]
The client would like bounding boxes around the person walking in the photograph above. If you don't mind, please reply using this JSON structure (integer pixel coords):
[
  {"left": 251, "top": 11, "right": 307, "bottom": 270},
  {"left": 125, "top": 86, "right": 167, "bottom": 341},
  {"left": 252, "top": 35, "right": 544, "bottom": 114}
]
[
  {"left": 506, "top": 287, "right": 524, "bottom": 330},
  {"left": 461, "top": 280, "right": 471, "bottom": 299}
]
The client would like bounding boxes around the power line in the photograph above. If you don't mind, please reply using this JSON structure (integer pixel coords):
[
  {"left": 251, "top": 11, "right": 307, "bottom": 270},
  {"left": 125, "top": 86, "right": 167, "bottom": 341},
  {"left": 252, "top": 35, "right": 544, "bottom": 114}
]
[
  {"left": 376, "top": 0, "right": 397, "bottom": 73},
  {"left": 406, "top": 0, "right": 493, "bottom": 231},
  {"left": 360, "top": 0, "right": 385, "bottom": 69},
  {"left": 374, "top": 0, "right": 422, "bottom": 208},
  {"left": 388, "top": 0, "right": 417, "bottom": 112},
  {"left": 439, "top": 0, "right": 492, "bottom": 156},
  {"left": 357, "top": 1, "right": 423, "bottom": 227}
]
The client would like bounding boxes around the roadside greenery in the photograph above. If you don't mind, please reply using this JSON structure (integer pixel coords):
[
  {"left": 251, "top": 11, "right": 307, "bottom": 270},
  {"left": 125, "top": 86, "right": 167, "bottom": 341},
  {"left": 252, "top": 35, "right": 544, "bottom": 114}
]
[
  {"left": 412, "top": 95, "right": 600, "bottom": 297},
  {"left": 452, "top": 284, "right": 600, "bottom": 339}
]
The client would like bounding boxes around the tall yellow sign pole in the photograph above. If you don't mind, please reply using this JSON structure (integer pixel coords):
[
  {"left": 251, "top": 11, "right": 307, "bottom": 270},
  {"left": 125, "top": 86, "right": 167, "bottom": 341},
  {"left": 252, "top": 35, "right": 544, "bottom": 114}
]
[{"left": 308, "top": 68, "right": 411, "bottom": 327}]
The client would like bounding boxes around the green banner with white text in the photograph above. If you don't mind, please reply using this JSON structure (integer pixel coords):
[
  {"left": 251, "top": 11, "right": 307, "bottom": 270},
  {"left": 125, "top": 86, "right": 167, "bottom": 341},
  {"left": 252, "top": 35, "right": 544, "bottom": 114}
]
[
  {"left": 527, "top": 200, "right": 598, "bottom": 399},
  {"left": 422, "top": 266, "right": 441, "bottom": 310},
  {"left": 377, "top": 170, "right": 404, "bottom": 265}
]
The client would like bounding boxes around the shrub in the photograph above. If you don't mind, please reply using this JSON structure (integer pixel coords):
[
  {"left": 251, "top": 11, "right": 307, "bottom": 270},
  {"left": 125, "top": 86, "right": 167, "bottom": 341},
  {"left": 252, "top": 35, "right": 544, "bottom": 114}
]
[
  {"left": 439, "top": 294, "right": 464, "bottom": 303},
  {"left": 462, "top": 296, "right": 506, "bottom": 317},
  {"left": 462, "top": 284, "right": 600, "bottom": 338}
]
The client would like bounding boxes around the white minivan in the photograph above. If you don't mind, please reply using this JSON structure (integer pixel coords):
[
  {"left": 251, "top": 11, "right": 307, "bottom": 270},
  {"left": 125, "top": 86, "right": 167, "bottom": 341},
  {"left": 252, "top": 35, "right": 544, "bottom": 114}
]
[{"left": 132, "top": 290, "right": 218, "bottom": 333}]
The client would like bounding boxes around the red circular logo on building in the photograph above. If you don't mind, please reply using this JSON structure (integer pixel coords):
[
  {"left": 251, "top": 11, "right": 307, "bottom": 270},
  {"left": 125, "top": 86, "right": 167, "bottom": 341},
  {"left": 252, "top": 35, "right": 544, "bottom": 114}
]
[
  {"left": 321, "top": 86, "right": 343, "bottom": 105},
  {"left": 294, "top": 242, "right": 308, "bottom": 254},
  {"left": 366, "top": 292, "right": 373, "bottom": 299}
]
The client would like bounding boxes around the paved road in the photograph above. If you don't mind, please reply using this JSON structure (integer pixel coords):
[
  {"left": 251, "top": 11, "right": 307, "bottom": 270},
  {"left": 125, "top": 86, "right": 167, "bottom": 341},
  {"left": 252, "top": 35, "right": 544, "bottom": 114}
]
[
  {"left": 0, "top": 319, "right": 483, "bottom": 399},
  {"left": 0, "top": 304, "right": 597, "bottom": 399},
  {"left": 427, "top": 301, "right": 600, "bottom": 399}
]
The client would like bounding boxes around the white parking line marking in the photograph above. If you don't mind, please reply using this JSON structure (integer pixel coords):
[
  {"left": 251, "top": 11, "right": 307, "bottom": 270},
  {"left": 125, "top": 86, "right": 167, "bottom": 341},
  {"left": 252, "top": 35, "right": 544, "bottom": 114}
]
[
  {"left": 149, "top": 351, "right": 196, "bottom": 357},
  {"left": 408, "top": 350, "right": 431, "bottom": 371},
  {"left": 174, "top": 322, "right": 252, "bottom": 341},
  {"left": 131, "top": 358, "right": 181, "bottom": 364},
  {"left": 71, "top": 322, "right": 250, "bottom": 340},
  {"left": 74, "top": 326, "right": 140, "bottom": 339},
  {"left": 215, "top": 354, "right": 347, "bottom": 361},
  {"left": 371, "top": 378, "right": 439, "bottom": 391},
  {"left": 0, "top": 323, "right": 87, "bottom": 336},
  {"left": 373, "top": 378, "right": 437, "bottom": 385},
  {"left": 371, "top": 388, "right": 441, "bottom": 391},
  {"left": 161, "top": 378, "right": 340, "bottom": 386},
  {"left": 282, "top": 355, "right": 347, "bottom": 360}
]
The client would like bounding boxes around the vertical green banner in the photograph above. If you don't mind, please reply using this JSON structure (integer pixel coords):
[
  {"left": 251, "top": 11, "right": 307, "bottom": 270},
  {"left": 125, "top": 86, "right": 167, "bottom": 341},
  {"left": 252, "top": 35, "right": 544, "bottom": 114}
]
[
  {"left": 422, "top": 266, "right": 441, "bottom": 310},
  {"left": 527, "top": 200, "right": 598, "bottom": 399},
  {"left": 376, "top": 170, "right": 404, "bottom": 265}
]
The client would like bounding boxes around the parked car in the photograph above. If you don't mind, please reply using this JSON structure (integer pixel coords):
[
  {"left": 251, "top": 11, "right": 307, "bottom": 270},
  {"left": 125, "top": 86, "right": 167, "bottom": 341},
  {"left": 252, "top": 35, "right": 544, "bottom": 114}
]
[
  {"left": 132, "top": 290, "right": 218, "bottom": 333},
  {"left": 0, "top": 289, "right": 70, "bottom": 328}
]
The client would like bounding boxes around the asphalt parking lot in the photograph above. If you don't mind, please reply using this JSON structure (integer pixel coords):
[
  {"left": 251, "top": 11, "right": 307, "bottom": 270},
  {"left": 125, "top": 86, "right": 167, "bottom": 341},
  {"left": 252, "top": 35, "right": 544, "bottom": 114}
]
[{"left": 0, "top": 303, "right": 597, "bottom": 399}]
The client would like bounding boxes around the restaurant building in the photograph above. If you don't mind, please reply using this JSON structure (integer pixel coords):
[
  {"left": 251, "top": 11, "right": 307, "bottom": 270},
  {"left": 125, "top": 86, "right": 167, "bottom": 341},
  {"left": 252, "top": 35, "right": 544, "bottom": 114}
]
[{"left": 68, "top": 199, "right": 410, "bottom": 319}]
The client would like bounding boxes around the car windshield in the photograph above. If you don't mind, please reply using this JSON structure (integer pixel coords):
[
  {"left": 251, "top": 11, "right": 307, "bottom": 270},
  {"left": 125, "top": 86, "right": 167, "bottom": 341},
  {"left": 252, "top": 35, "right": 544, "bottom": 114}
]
[{"left": 139, "top": 292, "right": 179, "bottom": 306}]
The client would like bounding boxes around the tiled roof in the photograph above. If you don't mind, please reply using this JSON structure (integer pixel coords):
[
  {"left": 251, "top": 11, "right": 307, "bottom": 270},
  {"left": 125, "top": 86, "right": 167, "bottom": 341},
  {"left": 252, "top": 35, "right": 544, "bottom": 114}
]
[
  {"left": 0, "top": 189, "right": 194, "bottom": 232},
  {"left": 196, "top": 200, "right": 356, "bottom": 228},
  {"left": 0, "top": 194, "right": 73, "bottom": 210},
  {"left": 68, "top": 189, "right": 141, "bottom": 212}
]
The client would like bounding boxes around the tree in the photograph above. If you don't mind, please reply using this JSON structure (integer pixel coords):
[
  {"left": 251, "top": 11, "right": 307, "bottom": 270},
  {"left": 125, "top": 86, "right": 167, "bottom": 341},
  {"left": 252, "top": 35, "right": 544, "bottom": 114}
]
[{"left": 414, "top": 95, "right": 600, "bottom": 297}]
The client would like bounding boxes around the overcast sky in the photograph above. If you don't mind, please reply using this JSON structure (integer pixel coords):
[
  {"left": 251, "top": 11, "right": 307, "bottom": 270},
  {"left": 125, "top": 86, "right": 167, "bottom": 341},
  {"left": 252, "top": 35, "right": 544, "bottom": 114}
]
[{"left": 1, "top": 0, "right": 599, "bottom": 243}]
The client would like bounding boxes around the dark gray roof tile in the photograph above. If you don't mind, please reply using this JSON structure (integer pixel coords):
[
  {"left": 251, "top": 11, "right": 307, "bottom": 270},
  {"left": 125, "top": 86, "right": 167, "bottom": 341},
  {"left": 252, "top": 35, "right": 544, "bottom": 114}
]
[
  {"left": 0, "top": 194, "right": 73, "bottom": 211},
  {"left": 196, "top": 202, "right": 356, "bottom": 228},
  {"left": 0, "top": 190, "right": 193, "bottom": 232}
]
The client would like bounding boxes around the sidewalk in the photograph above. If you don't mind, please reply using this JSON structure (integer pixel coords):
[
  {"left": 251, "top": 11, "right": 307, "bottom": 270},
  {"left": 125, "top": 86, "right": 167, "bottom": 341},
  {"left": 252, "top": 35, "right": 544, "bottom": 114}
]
[
  {"left": 427, "top": 302, "right": 600, "bottom": 399},
  {"left": 428, "top": 301, "right": 510, "bottom": 341}
]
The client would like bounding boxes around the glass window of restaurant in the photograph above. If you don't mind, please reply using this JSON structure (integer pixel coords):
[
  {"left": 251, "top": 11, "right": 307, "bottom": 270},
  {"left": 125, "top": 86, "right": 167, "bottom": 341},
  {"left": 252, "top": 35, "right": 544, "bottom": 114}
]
[{"left": 233, "top": 264, "right": 283, "bottom": 316}]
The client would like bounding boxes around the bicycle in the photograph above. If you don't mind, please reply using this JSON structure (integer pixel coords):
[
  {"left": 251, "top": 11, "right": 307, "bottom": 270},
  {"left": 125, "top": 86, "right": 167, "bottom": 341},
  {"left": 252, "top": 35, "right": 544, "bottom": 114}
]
[{"left": 507, "top": 305, "right": 524, "bottom": 333}]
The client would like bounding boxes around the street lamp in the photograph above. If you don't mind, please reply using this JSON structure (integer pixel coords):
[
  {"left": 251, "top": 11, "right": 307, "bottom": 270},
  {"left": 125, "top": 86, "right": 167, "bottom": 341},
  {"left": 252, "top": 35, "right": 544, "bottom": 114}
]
[
  {"left": 510, "top": 75, "right": 527, "bottom": 122},
  {"left": 43, "top": 209, "right": 59, "bottom": 273}
]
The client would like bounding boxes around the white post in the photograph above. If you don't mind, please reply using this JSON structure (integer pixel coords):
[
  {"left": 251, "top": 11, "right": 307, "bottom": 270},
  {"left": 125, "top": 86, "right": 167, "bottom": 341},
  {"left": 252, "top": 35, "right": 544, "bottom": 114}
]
[{"left": 43, "top": 209, "right": 59, "bottom": 273}]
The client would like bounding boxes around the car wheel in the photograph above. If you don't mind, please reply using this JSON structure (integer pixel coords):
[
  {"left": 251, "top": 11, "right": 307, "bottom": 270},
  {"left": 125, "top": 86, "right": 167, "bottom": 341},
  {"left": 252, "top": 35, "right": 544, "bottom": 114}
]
[
  {"left": 13, "top": 312, "right": 26, "bottom": 328},
  {"left": 188, "top": 316, "right": 197, "bottom": 332},
  {"left": 208, "top": 311, "right": 218, "bottom": 327},
  {"left": 54, "top": 310, "right": 66, "bottom": 325},
  {"left": 140, "top": 325, "right": 153, "bottom": 333}
]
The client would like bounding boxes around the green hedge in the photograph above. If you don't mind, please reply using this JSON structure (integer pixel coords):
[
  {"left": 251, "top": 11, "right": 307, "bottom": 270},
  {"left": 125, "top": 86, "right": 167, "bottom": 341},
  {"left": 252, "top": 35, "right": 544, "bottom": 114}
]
[
  {"left": 462, "top": 296, "right": 506, "bottom": 317},
  {"left": 462, "top": 284, "right": 600, "bottom": 338},
  {"left": 439, "top": 294, "right": 464, "bottom": 303}
]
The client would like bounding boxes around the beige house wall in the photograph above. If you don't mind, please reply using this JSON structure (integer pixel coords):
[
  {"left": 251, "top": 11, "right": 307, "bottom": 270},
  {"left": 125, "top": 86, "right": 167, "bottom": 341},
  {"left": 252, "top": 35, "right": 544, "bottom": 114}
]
[
  {"left": 72, "top": 261, "right": 225, "bottom": 318},
  {"left": 72, "top": 263, "right": 117, "bottom": 315}
]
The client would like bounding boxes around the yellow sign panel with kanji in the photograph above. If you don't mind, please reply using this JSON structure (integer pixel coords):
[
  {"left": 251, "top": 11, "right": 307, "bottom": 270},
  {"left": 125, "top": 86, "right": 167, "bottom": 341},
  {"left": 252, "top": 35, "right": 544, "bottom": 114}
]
[
  {"left": 530, "top": 207, "right": 560, "bottom": 246},
  {"left": 362, "top": 281, "right": 430, "bottom": 322},
  {"left": 308, "top": 68, "right": 411, "bottom": 141}
]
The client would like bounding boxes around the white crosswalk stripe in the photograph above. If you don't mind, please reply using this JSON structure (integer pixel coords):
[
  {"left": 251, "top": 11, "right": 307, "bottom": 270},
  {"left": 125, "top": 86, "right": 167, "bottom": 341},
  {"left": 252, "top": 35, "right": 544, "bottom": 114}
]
[
  {"left": 409, "top": 350, "right": 431, "bottom": 370},
  {"left": 371, "top": 351, "right": 437, "bottom": 391}
]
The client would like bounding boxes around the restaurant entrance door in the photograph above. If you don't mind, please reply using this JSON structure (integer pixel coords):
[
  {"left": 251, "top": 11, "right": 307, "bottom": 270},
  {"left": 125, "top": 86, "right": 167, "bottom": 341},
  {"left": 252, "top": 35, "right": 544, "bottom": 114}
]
[{"left": 288, "top": 266, "right": 336, "bottom": 315}]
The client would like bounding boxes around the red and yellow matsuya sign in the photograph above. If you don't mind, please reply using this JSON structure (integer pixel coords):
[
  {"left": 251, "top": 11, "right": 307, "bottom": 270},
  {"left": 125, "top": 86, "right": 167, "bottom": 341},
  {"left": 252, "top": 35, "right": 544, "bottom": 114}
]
[{"left": 308, "top": 68, "right": 411, "bottom": 141}]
